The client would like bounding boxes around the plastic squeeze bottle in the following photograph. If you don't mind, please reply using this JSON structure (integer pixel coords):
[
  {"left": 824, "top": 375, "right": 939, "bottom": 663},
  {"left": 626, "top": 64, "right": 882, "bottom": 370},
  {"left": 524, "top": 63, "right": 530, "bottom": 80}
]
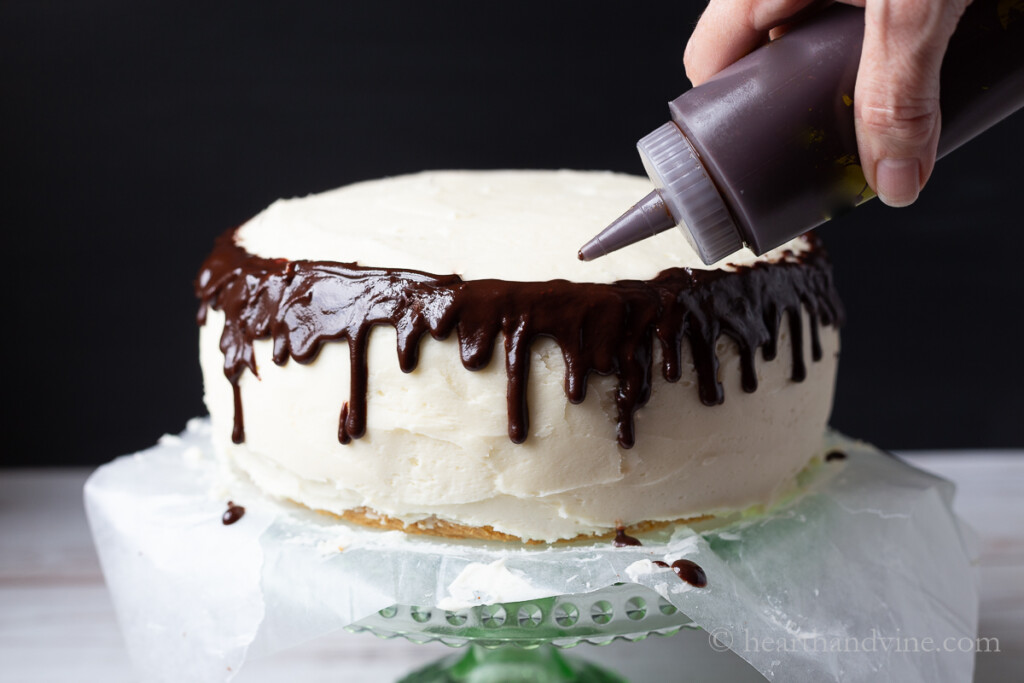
[{"left": 578, "top": 0, "right": 1024, "bottom": 265}]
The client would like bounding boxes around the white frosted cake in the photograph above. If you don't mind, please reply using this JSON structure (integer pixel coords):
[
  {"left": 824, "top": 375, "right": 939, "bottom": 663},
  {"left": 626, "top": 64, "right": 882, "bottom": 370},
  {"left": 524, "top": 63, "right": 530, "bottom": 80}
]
[{"left": 196, "top": 170, "right": 842, "bottom": 543}]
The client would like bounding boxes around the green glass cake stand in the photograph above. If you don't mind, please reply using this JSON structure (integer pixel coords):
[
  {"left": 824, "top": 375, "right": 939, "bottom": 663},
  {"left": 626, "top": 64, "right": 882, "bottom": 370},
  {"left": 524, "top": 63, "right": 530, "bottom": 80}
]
[{"left": 346, "top": 582, "right": 695, "bottom": 682}]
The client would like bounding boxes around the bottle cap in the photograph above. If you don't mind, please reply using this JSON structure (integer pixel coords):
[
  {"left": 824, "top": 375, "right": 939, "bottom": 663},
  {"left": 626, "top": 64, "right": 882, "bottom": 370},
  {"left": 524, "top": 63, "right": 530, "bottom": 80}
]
[{"left": 637, "top": 122, "right": 743, "bottom": 265}]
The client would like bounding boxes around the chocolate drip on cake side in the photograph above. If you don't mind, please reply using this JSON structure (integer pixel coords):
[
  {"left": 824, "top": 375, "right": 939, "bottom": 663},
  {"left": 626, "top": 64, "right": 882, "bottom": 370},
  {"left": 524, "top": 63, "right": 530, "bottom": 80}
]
[
  {"left": 196, "top": 230, "right": 843, "bottom": 448},
  {"left": 613, "top": 527, "right": 643, "bottom": 547}
]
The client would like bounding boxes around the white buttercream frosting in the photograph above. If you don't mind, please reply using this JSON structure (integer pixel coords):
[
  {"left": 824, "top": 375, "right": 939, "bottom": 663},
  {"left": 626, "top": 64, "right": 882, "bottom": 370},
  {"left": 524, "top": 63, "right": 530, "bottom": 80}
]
[
  {"left": 200, "top": 170, "right": 838, "bottom": 542},
  {"left": 236, "top": 170, "right": 808, "bottom": 280}
]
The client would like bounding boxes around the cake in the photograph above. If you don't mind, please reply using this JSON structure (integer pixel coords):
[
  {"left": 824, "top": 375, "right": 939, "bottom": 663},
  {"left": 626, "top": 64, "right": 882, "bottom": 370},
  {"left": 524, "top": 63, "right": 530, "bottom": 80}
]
[{"left": 195, "top": 170, "right": 843, "bottom": 543}]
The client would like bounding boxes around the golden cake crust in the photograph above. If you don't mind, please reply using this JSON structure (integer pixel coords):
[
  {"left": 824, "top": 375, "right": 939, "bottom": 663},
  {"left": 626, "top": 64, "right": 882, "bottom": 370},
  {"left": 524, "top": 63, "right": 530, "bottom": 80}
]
[{"left": 313, "top": 504, "right": 713, "bottom": 544}]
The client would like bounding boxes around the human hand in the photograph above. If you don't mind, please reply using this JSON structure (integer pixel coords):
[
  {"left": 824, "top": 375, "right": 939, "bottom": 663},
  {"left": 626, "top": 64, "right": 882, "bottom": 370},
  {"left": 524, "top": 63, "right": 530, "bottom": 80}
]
[{"left": 683, "top": 0, "right": 971, "bottom": 207}]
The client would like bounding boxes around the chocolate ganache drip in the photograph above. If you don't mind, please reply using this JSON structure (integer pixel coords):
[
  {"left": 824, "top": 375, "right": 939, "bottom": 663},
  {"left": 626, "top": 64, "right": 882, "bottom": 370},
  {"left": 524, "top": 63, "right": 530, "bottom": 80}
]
[{"left": 196, "top": 229, "right": 842, "bottom": 448}]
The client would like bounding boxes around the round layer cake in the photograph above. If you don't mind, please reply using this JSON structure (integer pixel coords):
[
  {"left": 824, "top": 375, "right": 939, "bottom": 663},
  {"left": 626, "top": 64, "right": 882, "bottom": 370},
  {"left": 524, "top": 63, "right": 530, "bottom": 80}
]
[{"left": 196, "top": 170, "right": 842, "bottom": 543}]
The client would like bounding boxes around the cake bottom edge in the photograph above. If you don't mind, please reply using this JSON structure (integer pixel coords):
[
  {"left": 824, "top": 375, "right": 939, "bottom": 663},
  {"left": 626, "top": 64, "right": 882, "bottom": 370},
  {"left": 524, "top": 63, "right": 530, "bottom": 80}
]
[{"left": 310, "top": 504, "right": 715, "bottom": 545}]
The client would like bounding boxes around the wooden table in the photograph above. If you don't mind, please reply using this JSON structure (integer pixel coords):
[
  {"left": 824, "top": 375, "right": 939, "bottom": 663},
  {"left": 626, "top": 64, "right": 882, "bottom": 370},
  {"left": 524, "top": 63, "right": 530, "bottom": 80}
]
[{"left": 2, "top": 452, "right": 1021, "bottom": 682}]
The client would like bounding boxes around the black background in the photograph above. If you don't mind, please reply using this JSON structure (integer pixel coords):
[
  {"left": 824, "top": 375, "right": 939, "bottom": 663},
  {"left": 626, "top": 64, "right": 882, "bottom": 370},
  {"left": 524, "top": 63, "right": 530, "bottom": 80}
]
[{"left": 3, "top": 1, "right": 1021, "bottom": 467}]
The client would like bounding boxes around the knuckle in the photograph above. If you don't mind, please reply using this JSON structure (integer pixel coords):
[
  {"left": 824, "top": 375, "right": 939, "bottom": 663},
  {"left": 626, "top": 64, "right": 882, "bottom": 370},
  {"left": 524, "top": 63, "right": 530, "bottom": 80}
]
[
  {"left": 856, "top": 96, "right": 939, "bottom": 145},
  {"left": 886, "top": 0, "right": 930, "bottom": 25},
  {"left": 878, "top": 0, "right": 967, "bottom": 38}
]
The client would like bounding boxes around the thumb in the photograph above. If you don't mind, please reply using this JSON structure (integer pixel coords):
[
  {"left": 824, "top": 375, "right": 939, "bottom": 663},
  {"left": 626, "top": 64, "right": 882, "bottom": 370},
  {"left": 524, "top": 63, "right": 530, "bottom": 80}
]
[{"left": 854, "top": 0, "right": 969, "bottom": 207}]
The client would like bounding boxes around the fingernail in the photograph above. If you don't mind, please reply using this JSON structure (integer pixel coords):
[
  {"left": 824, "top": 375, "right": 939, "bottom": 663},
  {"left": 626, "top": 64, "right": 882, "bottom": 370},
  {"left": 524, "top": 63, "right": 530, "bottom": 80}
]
[{"left": 875, "top": 158, "right": 921, "bottom": 207}]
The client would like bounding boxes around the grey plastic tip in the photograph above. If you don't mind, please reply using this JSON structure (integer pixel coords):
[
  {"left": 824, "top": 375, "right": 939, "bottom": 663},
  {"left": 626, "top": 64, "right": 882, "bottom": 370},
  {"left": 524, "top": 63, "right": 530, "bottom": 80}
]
[{"left": 578, "top": 190, "right": 675, "bottom": 261}]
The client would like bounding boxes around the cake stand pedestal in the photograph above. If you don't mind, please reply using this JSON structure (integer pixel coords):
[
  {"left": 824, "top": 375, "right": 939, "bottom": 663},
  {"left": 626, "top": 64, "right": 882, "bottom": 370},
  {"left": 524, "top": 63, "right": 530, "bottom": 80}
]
[{"left": 347, "top": 583, "right": 694, "bottom": 682}]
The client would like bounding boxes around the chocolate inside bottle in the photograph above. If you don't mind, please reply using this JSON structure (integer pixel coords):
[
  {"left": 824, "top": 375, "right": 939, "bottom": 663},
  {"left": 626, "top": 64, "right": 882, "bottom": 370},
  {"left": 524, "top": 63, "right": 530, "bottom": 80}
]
[{"left": 196, "top": 230, "right": 842, "bottom": 448}]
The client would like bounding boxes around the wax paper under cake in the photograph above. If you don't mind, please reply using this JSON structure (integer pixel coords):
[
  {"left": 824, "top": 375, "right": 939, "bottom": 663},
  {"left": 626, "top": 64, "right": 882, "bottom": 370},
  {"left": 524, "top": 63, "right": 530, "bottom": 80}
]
[{"left": 85, "top": 419, "right": 978, "bottom": 682}]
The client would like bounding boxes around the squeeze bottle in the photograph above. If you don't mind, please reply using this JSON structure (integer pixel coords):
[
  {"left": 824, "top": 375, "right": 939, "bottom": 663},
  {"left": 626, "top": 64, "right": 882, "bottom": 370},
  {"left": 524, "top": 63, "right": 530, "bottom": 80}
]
[{"left": 578, "top": 0, "right": 1024, "bottom": 265}]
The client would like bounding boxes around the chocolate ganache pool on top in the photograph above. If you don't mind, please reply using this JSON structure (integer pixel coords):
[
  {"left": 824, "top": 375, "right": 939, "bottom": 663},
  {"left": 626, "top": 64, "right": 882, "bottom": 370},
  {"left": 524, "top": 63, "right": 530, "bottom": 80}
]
[{"left": 196, "top": 170, "right": 843, "bottom": 543}]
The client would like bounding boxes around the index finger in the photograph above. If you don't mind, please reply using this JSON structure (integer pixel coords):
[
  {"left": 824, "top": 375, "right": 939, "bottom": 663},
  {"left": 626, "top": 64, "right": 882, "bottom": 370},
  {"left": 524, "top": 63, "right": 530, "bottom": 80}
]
[{"left": 684, "top": 0, "right": 837, "bottom": 85}]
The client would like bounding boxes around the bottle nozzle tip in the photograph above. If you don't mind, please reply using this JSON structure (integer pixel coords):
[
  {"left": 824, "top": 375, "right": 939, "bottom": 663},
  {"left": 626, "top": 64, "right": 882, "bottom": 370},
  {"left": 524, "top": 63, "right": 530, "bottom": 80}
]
[
  {"left": 576, "top": 190, "right": 675, "bottom": 263},
  {"left": 577, "top": 238, "right": 606, "bottom": 262}
]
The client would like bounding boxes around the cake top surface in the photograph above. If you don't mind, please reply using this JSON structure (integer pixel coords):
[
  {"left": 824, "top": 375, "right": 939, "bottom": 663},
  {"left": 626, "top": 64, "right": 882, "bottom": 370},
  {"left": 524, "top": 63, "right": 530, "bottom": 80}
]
[{"left": 237, "top": 169, "right": 807, "bottom": 282}]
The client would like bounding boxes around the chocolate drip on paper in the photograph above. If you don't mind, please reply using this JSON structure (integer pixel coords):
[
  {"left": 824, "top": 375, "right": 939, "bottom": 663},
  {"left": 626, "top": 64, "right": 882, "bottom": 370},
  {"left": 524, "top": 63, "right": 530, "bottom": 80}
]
[
  {"left": 196, "top": 230, "right": 842, "bottom": 448},
  {"left": 671, "top": 559, "right": 708, "bottom": 587},
  {"left": 651, "top": 559, "right": 708, "bottom": 587},
  {"left": 222, "top": 501, "right": 245, "bottom": 525}
]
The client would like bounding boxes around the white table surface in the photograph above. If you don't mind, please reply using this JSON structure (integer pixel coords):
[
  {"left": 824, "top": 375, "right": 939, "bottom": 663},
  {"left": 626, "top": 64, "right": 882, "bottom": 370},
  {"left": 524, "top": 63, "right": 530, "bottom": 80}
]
[{"left": 1, "top": 451, "right": 1021, "bottom": 682}]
